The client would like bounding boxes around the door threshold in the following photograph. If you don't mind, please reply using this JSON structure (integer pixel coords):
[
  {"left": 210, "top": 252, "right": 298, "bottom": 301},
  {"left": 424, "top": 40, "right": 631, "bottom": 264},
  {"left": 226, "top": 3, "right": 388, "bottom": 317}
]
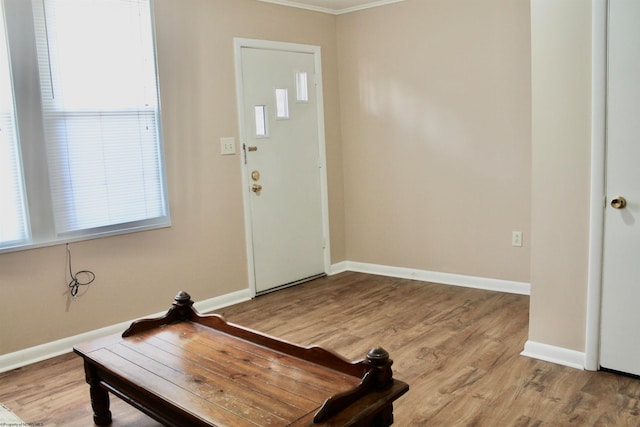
[{"left": 256, "top": 273, "right": 327, "bottom": 296}]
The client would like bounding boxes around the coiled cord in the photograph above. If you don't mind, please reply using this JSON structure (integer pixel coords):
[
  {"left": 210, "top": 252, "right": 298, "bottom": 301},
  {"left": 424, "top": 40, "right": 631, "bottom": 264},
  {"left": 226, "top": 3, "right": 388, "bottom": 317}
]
[{"left": 67, "top": 243, "right": 95, "bottom": 298}]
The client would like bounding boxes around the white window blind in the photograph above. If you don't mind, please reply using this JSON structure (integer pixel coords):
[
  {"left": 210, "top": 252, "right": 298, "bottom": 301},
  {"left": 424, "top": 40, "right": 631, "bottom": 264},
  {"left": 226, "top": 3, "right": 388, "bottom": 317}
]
[
  {"left": 0, "top": 0, "right": 169, "bottom": 252},
  {"left": 33, "top": 0, "right": 167, "bottom": 236},
  {"left": 0, "top": 2, "right": 28, "bottom": 246}
]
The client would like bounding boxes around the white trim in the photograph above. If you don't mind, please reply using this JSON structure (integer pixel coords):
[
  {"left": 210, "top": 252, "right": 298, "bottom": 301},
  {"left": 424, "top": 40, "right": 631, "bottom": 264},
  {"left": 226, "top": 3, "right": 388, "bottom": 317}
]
[
  {"left": 329, "top": 261, "right": 349, "bottom": 275},
  {"left": 1, "top": 262, "right": 531, "bottom": 373},
  {"left": 255, "top": 0, "right": 405, "bottom": 15},
  {"left": 336, "top": 261, "right": 530, "bottom": 295},
  {"left": 192, "top": 289, "right": 252, "bottom": 313},
  {"left": 521, "top": 340, "right": 586, "bottom": 370},
  {"left": 585, "top": 0, "right": 608, "bottom": 372},
  {"left": 0, "top": 289, "right": 251, "bottom": 373},
  {"left": 234, "top": 40, "right": 257, "bottom": 298},
  {"left": 233, "top": 38, "right": 331, "bottom": 297}
]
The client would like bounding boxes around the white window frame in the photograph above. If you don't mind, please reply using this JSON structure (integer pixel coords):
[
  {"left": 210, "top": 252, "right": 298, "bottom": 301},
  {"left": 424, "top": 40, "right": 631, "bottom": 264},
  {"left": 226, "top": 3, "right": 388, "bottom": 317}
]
[{"left": 0, "top": 0, "right": 170, "bottom": 253}]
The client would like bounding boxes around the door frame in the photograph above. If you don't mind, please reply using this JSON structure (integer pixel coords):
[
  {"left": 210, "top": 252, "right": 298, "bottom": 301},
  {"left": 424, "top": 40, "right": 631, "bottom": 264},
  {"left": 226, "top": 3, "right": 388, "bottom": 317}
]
[
  {"left": 233, "top": 38, "right": 331, "bottom": 297},
  {"left": 585, "top": 0, "right": 607, "bottom": 371}
]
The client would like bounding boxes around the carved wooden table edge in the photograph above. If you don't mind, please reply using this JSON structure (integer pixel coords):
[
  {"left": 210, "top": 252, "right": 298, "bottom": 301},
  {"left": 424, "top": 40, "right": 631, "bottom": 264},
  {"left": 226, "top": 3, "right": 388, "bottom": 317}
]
[{"left": 73, "top": 291, "right": 409, "bottom": 426}]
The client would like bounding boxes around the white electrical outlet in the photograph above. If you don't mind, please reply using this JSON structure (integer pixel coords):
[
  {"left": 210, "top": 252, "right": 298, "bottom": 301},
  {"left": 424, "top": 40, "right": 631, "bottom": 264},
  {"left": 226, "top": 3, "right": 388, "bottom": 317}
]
[
  {"left": 220, "top": 137, "right": 236, "bottom": 155},
  {"left": 512, "top": 231, "right": 523, "bottom": 247}
]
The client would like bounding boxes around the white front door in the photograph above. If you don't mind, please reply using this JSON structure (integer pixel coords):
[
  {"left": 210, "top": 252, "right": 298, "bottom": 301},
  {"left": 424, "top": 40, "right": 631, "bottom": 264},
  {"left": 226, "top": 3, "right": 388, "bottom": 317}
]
[
  {"left": 236, "top": 41, "right": 328, "bottom": 294},
  {"left": 600, "top": 0, "right": 640, "bottom": 376}
]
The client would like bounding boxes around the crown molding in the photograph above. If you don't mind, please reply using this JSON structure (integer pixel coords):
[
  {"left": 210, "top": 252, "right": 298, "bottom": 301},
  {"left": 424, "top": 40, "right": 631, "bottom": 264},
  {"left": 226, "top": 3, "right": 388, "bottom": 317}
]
[{"left": 256, "top": 0, "right": 405, "bottom": 15}]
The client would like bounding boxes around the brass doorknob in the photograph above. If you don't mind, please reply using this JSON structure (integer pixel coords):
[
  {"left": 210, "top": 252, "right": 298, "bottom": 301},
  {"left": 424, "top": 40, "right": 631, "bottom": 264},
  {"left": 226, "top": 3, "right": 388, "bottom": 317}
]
[
  {"left": 251, "top": 184, "right": 262, "bottom": 193},
  {"left": 611, "top": 196, "right": 627, "bottom": 209}
]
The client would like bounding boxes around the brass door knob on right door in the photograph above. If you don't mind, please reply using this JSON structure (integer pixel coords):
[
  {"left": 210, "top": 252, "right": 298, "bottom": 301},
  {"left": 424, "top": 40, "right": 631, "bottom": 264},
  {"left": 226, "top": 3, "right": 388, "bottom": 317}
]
[{"left": 611, "top": 196, "right": 627, "bottom": 209}]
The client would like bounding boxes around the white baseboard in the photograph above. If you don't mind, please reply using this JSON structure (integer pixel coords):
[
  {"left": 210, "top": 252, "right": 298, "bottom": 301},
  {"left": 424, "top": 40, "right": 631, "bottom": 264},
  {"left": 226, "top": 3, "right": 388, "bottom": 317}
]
[
  {"left": 192, "top": 289, "right": 252, "bottom": 314},
  {"left": 332, "top": 263, "right": 585, "bottom": 372},
  {"left": 1, "top": 263, "right": 530, "bottom": 373},
  {"left": 329, "top": 261, "right": 349, "bottom": 275},
  {"left": 333, "top": 261, "right": 530, "bottom": 295},
  {"left": 521, "top": 340, "right": 585, "bottom": 370},
  {"left": 0, "top": 289, "right": 251, "bottom": 373}
]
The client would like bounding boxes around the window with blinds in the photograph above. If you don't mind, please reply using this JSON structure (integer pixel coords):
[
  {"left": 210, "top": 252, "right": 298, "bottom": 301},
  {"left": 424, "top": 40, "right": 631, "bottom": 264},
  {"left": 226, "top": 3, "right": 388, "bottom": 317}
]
[{"left": 0, "top": 0, "right": 169, "bottom": 252}]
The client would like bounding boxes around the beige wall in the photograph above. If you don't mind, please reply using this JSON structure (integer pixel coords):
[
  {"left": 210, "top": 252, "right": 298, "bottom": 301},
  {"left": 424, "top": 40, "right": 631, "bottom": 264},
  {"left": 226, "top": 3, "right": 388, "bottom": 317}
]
[
  {"left": 529, "top": 0, "right": 592, "bottom": 351},
  {"left": 0, "top": 0, "right": 345, "bottom": 354},
  {"left": 336, "top": 0, "right": 532, "bottom": 282},
  {"left": 3, "top": 0, "right": 593, "bottom": 359}
]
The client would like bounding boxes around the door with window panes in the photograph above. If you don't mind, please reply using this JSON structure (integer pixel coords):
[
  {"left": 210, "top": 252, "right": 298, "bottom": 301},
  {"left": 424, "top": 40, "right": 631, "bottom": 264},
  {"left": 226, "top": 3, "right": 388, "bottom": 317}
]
[{"left": 239, "top": 45, "right": 327, "bottom": 294}]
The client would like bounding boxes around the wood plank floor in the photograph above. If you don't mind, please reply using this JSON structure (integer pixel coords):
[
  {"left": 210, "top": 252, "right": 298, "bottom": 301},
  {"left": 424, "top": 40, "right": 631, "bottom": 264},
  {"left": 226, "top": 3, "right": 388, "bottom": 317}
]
[{"left": 2, "top": 272, "right": 640, "bottom": 426}]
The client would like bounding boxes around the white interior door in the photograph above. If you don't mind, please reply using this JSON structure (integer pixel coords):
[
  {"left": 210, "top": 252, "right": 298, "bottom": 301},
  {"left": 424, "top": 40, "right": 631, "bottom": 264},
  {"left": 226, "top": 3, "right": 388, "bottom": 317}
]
[
  {"left": 600, "top": 0, "right": 640, "bottom": 376},
  {"left": 237, "top": 42, "right": 327, "bottom": 294}
]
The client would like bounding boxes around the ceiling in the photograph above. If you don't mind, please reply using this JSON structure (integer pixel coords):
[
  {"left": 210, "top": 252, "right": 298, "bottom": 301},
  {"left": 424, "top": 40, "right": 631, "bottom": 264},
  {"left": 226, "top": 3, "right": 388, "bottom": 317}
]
[{"left": 257, "top": 0, "right": 405, "bottom": 15}]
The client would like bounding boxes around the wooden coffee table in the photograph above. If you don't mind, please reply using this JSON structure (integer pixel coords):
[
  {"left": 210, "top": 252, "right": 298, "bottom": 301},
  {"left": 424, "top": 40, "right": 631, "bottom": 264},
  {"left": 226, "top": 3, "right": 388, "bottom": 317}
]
[{"left": 74, "top": 291, "right": 409, "bottom": 426}]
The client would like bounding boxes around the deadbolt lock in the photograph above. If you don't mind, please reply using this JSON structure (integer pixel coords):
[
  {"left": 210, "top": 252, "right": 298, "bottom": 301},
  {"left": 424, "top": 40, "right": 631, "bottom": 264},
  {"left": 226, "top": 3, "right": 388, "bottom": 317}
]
[
  {"left": 610, "top": 196, "right": 627, "bottom": 209},
  {"left": 251, "top": 170, "right": 260, "bottom": 181}
]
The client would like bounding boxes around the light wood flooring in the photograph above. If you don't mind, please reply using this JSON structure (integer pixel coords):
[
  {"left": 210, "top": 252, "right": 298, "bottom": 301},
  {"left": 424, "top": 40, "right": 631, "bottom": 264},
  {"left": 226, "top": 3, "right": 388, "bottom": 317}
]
[{"left": 2, "top": 272, "right": 640, "bottom": 426}]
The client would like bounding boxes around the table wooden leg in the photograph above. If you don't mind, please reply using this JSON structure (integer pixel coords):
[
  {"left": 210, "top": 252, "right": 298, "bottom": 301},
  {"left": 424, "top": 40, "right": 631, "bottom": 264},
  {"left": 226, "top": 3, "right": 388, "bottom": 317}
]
[
  {"left": 84, "top": 361, "right": 112, "bottom": 425},
  {"left": 372, "top": 404, "right": 394, "bottom": 427}
]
